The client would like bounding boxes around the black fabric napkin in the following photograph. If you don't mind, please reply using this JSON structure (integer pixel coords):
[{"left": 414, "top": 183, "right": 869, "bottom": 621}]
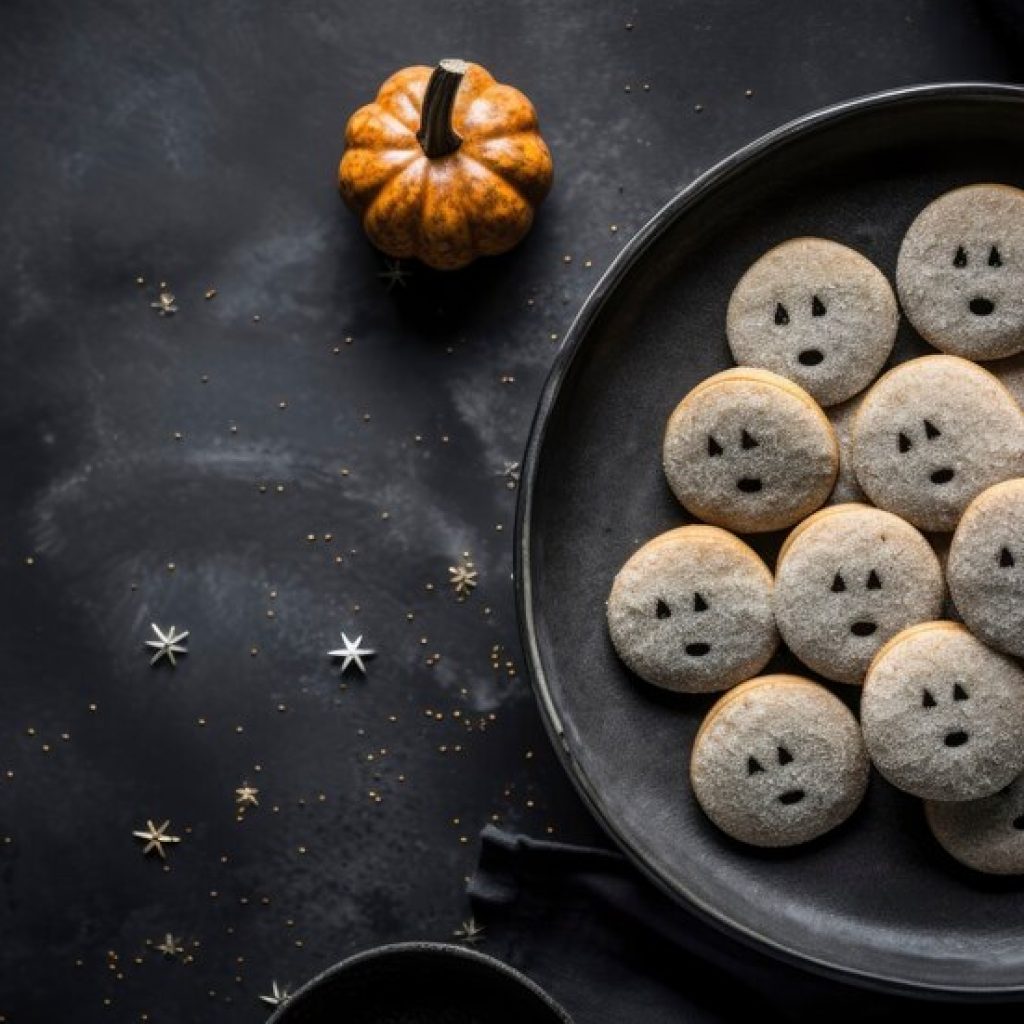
[{"left": 468, "top": 826, "right": 1023, "bottom": 1023}]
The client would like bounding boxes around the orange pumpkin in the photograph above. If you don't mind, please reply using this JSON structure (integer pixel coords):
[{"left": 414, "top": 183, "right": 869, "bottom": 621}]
[{"left": 339, "top": 59, "right": 553, "bottom": 270}]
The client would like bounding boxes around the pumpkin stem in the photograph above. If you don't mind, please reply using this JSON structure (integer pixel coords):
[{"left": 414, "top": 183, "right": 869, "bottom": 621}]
[{"left": 417, "top": 59, "right": 468, "bottom": 158}]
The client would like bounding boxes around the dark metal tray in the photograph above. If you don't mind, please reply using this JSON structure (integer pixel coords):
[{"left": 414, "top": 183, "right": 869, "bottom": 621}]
[{"left": 516, "top": 83, "right": 1024, "bottom": 996}]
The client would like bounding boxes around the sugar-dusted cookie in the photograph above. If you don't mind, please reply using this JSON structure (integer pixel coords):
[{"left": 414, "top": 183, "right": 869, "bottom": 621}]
[
  {"left": 850, "top": 355, "right": 1024, "bottom": 532},
  {"left": 663, "top": 368, "right": 838, "bottom": 534},
  {"left": 690, "top": 674, "right": 868, "bottom": 847},
  {"left": 861, "top": 621, "right": 1024, "bottom": 801},
  {"left": 897, "top": 184, "right": 1024, "bottom": 360},
  {"left": 926, "top": 772, "right": 1024, "bottom": 875},
  {"left": 727, "top": 237, "right": 899, "bottom": 407},
  {"left": 774, "top": 504, "right": 944, "bottom": 684},
  {"left": 826, "top": 396, "right": 868, "bottom": 505},
  {"left": 993, "top": 350, "right": 1024, "bottom": 408},
  {"left": 948, "top": 478, "right": 1024, "bottom": 658},
  {"left": 607, "top": 526, "right": 777, "bottom": 693}
]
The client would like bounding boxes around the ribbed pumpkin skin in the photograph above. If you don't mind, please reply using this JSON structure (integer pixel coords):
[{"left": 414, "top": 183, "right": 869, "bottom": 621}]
[{"left": 339, "top": 63, "right": 553, "bottom": 270}]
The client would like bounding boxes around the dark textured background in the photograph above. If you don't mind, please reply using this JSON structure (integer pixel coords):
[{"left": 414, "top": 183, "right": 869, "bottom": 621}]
[{"left": 0, "top": 1, "right": 1021, "bottom": 1021}]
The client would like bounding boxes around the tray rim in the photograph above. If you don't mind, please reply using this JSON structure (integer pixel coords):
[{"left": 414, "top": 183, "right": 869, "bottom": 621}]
[{"left": 514, "top": 81, "right": 1024, "bottom": 997}]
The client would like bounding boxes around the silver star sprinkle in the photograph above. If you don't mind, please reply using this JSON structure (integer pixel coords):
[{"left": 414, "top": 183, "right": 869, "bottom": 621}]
[
  {"left": 502, "top": 461, "right": 521, "bottom": 490},
  {"left": 328, "top": 632, "right": 375, "bottom": 676},
  {"left": 235, "top": 782, "right": 259, "bottom": 808},
  {"left": 155, "top": 933, "right": 183, "bottom": 957},
  {"left": 150, "top": 291, "right": 178, "bottom": 316},
  {"left": 378, "top": 258, "right": 411, "bottom": 291},
  {"left": 132, "top": 819, "right": 181, "bottom": 859},
  {"left": 145, "top": 623, "right": 189, "bottom": 667},
  {"left": 259, "top": 981, "right": 291, "bottom": 1007},
  {"left": 453, "top": 917, "right": 485, "bottom": 945},
  {"left": 449, "top": 561, "right": 478, "bottom": 599}
]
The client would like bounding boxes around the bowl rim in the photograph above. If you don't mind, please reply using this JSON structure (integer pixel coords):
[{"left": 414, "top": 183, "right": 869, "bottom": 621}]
[
  {"left": 267, "top": 940, "right": 574, "bottom": 1022},
  {"left": 513, "top": 80, "right": 1024, "bottom": 998}
]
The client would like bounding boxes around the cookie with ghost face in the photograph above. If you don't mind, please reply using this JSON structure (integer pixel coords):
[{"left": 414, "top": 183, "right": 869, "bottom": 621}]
[
  {"left": 897, "top": 184, "right": 1024, "bottom": 360},
  {"left": 607, "top": 526, "right": 777, "bottom": 693},
  {"left": 691, "top": 674, "right": 869, "bottom": 847},
  {"left": 825, "top": 395, "right": 868, "bottom": 505},
  {"left": 926, "top": 772, "right": 1024, "bottom": 875},
  {"left": 861, "top": 621, "right": 1024, "bottom": 802},
  {"left": 727, "top": 237, "right": 899, "bottom": 406},
  {"left": 663, "top": 368, "right": 839, "bottom": 534},
  {"left": 851, "top": 355, "right": 1024, "bottom": 532},
  {"left": 948, "top": 478, "right": 1024, "bottom": 658},
  {"left": 774, "top": 504, "right": 944, "bottom": 684}
]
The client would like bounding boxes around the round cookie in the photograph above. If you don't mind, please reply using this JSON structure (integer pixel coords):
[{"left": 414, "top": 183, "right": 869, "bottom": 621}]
[
  {"left": 774, "top": 504, "right": 944, "bottom": 684},
  {"left": 826, "top": 396, "right": 868, "bottom": 505},
  {"left": 607, "top": 526, "right": 777, "bottom": 693},
  {"left": 727, "top": 237, "right": 899, "bottom": 406},
  {"left": 993, "top": 350, "right": 1024, "bottom": 408},
  {"left": 861, "top": 621, "right": 1024, "bottom": 802},
  {"left": 663, "top": 368, "right": 839, "bottom": 534},
  {"left": 926, "top": 772, "right": 1024, "bottom": 875},
  {"left": 690, "top": 674, "right": 869, "bottom": 847},
  {"left": 897, "top": 183, "right": 1024, "bottom": 360},
  {"left": 948, "top": 478, "right": 1024, "bottom": 658},
  {"left": 850, "top": 355, "right": 1024, "bottom": 532}
]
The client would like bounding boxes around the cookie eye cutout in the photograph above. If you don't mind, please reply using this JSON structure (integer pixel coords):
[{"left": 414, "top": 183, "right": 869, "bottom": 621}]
[
  {"left": 747, "top": 756, "right": 765, "bottom": 775},
  {"left": 777, "top": 745, "right": 793, "bottom": 766},
  {"left": 1014, "top": 815, "right": 1024, "bottom": 831},
  {"left": 922, "top": 688, "right": 937, "bottom": 708},
  {"left": 655, "top": 599, "right": 671, "bottom": 619},
  {"left": 693, "top": 592, "right": 708, "bottom": 613},
  {"left": 898, "top": 432, "right": 912, "bottom": 453},
  {"left": 811, "top": 295, "right": 827, "bottom": 317},
  {"left": 740, "top": 429, "right": 759, "bottom": 450},
  {"left": 866, "top": 569, "right": 882, "bottom": 590},
  {"left": 989, "top": 246, "right": 1003, "bottom": 268},
  {"left": 953, "top": 246, "right": 968, "bottom": 268},
  {"left": 831, "top": 572, "right": 846, "bottom": 593},
  {"left": 774, "top": 303, "right": 789, "bottom": 326},
  {"left": 708, "top": 435, "right": 723, "bottom": 457},
  {"left": 1000, "top": 547, "right": 1016, "bottom": 568},
  {"left": 923, "top": 419, "right": 941, "bottom": 439},
  {"left": 953, "top": 682, "right": 969, "bottom": 701}
]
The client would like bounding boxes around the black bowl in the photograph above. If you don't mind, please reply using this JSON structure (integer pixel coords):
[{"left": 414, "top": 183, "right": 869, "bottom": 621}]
[{"left": 267, "top": 942, "right": 573, "bottom": 1024}]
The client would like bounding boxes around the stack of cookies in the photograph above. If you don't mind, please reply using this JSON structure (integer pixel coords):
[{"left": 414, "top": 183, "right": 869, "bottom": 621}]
[{"left": 606, "top": 184, "right": 1024, "bottom": 870}]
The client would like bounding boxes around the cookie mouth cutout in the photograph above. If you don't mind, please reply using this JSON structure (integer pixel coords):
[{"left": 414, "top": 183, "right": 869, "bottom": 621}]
[
  {"left": 778, "top": 788, "right": 805, "bottom": 805},
  {"left": 736, "top": 477, "right": 763, "bottom": 493},
  {"left": 685, "top": 642, "right": 711, "bottom": 657},
  {"left": 850, "top": 621, "right": 877, "bottom": 637},
  {"left": 1013, "top": 814, "right": 1024, "bottom": 831},
  {"left": 944, "top": 729, "right": 969, "bottom": 748},
  {"left": 930, "top": 467, "right": 955, "bottom": 485},
  {"left": 969, "top": 296, "right": 995, "bottom": 316},
  {"left": 798, "top": 348, "right": 824, "bottom": 366}
]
